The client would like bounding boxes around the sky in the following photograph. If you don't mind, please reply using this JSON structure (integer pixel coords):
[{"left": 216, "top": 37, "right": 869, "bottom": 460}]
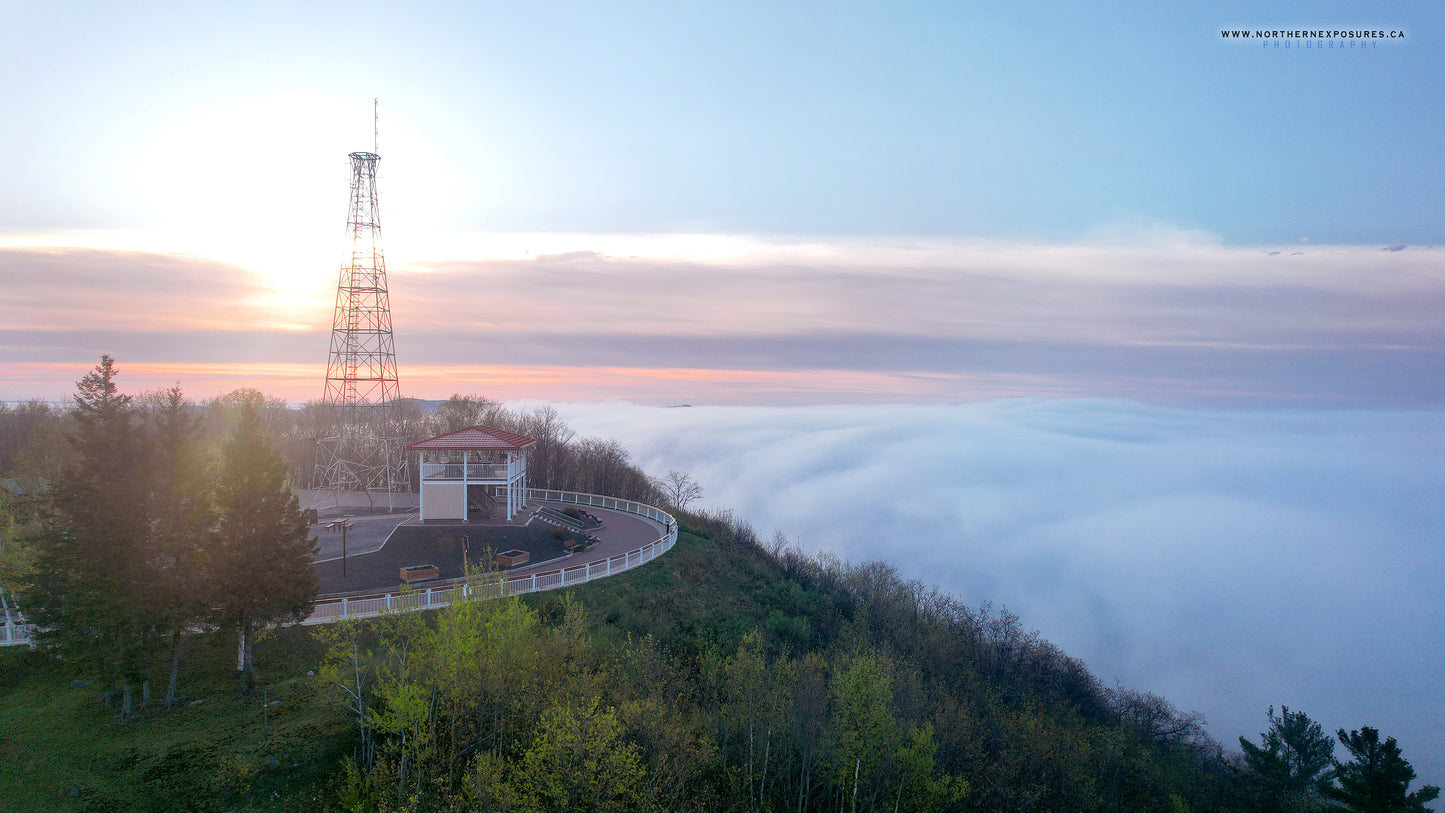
[
  {"left": 3, "top": 1, "right": 1443, "bottom": 404},
  {"left": 2, "top": 0, "right": 1443, "bottom": 789}
]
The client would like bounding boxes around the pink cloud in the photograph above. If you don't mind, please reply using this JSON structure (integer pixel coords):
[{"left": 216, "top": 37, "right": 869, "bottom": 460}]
[{"left": 4, "top": 239, "right": 1444, "bottom": 405}]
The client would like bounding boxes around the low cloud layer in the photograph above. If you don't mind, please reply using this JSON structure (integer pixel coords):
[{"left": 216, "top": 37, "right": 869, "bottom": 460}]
[
  {"left": 0, "top": 247, "right": 268, "bottom": 331},
  {"left": 546, "top": 399, "right": 1445, "bottom": 788},
  {"left": 2, "top": 238, "right": 1444, "bottom": 405}
]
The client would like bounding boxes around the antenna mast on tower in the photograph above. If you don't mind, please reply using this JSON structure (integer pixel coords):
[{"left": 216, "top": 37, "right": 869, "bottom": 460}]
[{"left": 313, "top": 101, "right": 410, "bottom": 510}]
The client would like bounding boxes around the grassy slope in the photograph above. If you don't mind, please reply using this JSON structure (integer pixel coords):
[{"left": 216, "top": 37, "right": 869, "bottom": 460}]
[
  {"left": 0, "top": 525, "right": 756, "bottom": 812},
  {"left": 543, "top": 520, "right": 817, "bottom": 654},
  {"left": 0, "top": 626, "right": 351, "bottom": 812}
]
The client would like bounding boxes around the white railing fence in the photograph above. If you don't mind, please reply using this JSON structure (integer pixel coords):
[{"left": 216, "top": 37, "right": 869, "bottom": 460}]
[
  {"left": 1, "top": 591, "right": 33, "bottom": 648},
  {"left": 0, "top": 490, "right": 678, "bottom": 644},
  {"left": 1, "top": 620, "right": 30, "bottom": 647},
  {"left": 301, "top": 489, "right": 676, "bottom": 626}
]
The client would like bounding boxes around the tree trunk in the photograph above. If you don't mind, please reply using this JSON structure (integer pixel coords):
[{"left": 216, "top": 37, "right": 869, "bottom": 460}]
[
  {"left": 142, "top": 679, "right": 151, "bottom": 708},
  {"left": 398, "top": 731, "right": 409, "bottom": 806},
  {"left": 748, "top": 724, "right": 755, "bottom": 813},
  {"left": 120, "top": 675, "right": 133, "bottom": 720},
  {"left": 760, "top": 726, "right": 772, "bottom": 813},
  {"left": 852, "top": 758, "right": 860, "bottom": 813},
  {"left": 238, "top": 623, "right": 255, "bottom": 690},
  {"left": 166, "top": 628, "right": 182, "bottom": 707}
]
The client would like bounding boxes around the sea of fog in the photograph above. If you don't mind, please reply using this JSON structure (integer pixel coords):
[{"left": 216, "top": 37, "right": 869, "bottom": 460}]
[{"left": 534, "top": 398, "right": 1444, "bottom": 789}]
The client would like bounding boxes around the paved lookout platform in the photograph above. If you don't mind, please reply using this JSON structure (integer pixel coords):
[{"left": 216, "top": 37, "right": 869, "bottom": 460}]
[{"left": 312, "top": 498, "right": 667, "bottom": 597}]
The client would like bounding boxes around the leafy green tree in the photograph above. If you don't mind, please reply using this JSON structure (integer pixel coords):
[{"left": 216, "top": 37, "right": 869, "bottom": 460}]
[
  {"left": 1325, "top": 726, "right": 1440, "bottom": 813},
  {"left": 363, "top": 598, "right": 438, "bottom": 805},
  {"left": 316, "top": 617, "right": 376, "bottom": 771},
  {"left": 1239, "top": 705, "right": 1334, "bottom": 811},
  {"left": 515, "top": 697, "right": 649, "bottom": 813},
  {"left": 892, "top": 722, "right": 969, "bottom": 812},
  {"left": 825, "top": 648, "right": 903, "bottom": 812},
  {"left": 210, "top": 399, "right": 317, "bottom": 688},
  {"left": 788, "top": 651, "right": 831, "bottom": 812},
  {"left": 21, "top": 356, "right": 156, "bottom": 717},
  {"left": 716, "top": 630, "right": 784, "bottom": 810},
  {"left": 0, "top": 499, "right": 37, "bottom": 598}
]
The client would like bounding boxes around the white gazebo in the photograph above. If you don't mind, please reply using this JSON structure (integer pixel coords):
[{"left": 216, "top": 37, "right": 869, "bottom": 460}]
[{"left": 407, "top": 425, "right": 537, "bottom": 522}]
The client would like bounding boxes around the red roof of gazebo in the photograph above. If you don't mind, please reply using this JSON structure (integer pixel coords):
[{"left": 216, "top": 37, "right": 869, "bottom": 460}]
[{"left": 406, "top": 425, "right": 537, "bottom": 452}]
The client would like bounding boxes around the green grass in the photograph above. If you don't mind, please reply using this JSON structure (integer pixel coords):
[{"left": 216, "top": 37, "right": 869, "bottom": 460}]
[
  {"left": 536, "top": 523, "right": 843, "bottom": 658},
  {"left": 0, "top": 627, "right": 352, "bottom": 812}
]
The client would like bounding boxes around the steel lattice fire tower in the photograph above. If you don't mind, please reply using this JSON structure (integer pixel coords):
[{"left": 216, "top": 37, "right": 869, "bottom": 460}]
[
  {"left": 313, "top": 148, "right": 410, "bottom": 508},
  {"left": 324, "top": 151, "right": 399, "bottom": 412}
]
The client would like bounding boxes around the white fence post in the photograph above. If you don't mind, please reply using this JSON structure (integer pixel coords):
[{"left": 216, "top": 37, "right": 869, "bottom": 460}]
[{"left": 342, "top": 597, "right": 349, "bottom": 618}]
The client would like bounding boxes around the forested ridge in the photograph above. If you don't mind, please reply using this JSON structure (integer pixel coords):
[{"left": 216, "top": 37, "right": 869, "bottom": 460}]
[{"left": 0, "top": 362, "right": 1436, "bottom": 812}]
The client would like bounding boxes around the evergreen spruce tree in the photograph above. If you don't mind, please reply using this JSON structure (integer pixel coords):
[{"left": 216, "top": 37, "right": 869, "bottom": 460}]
[
  {"left": 22, "top": 355, "right": 155, "bottom": 717},
  {"left": 211, "top": 398, "right": 317, "bottom": 688},
  {"left": 144, "top": 385, "right": 213, "bottom": 706},
  {"left": 1326, "top": 727, "right": 1440, "bottom": 813},
  {"left": 1239, "top": 705, "right": 1334, "bottom": 812}
]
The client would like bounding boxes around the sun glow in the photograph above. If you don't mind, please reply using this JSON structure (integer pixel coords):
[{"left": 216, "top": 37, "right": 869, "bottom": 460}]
[{"left": 115, "top": 91, "right": 463, "bottom": 318}]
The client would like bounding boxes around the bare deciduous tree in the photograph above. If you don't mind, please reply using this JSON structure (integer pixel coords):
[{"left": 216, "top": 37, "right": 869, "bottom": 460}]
[{"left": 654, "top": 470, "right": 703, "bottom": 511}]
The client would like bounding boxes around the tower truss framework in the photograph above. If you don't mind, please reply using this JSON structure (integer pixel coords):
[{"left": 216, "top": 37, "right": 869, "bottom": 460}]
[{"left": 313, "top": 150, "right": 409, "bottom": 509}]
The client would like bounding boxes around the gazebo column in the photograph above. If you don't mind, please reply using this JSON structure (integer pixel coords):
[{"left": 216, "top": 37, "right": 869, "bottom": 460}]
[
  {"left": 514, "top": 450, "right": 525, "bottom": 522},
  {"left": 506, "top": 451, "right": 515, "bottom": 521}
]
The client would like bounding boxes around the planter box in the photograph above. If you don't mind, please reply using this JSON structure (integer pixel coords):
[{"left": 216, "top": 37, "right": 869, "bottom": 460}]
[
  {"left": 399, "top": 564, "right": 440, "bottom": 583},
  {"left": 495, "top": 549, "right": 531, "bottom": 567}
]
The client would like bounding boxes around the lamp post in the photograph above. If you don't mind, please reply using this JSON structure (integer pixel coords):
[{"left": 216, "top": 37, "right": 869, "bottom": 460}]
[{"left": 341, "top": 521, "right": 354, "bottom": 577}]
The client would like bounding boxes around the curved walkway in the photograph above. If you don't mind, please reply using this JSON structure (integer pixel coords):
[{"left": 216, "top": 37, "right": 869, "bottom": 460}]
[{"left": 302, "top": 490, "right": 677, "bottom": 625}]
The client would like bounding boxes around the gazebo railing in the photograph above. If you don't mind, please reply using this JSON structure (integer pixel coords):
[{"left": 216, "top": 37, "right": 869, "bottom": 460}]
[{"left": 420, "top": 462, "right": 510, "bottom": 481}]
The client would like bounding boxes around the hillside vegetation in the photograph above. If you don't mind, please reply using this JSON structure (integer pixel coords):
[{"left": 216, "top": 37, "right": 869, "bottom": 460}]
[
  {"left": 1, "top": 366, "right": 1435, "bottom": 812},
  {"left": 3, "top": 511, "right": 1238, "bottom": 812}
]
